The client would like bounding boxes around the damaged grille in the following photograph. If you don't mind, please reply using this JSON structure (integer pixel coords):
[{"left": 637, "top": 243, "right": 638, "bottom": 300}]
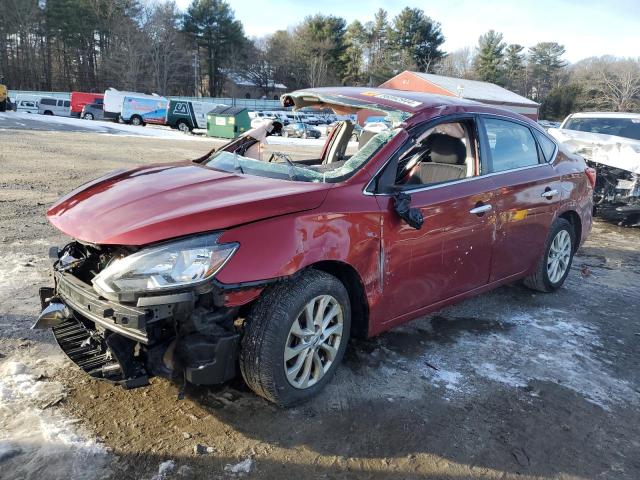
[
  {"left": 56, "top": 241, "right": 130, "bottom": 286},
  {"left": 52, "top": 315, "right": 150, "bottom": 388}
]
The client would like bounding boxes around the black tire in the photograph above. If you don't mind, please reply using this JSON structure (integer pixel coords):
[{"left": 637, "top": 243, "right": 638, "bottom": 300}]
[
  {"left": 44, "top": 110, "right": 53, "bottom": 115},
  {"left": 0, "top": 100, "right": 6, "bottom": 112},
  {"left": 130, "top": 115, "right": 144, "bottom": 126},
  {"left": 523, "top": 218, "right": 575, "bottom": 292},
  {"left": 83, "top": 113, "right": 94, "bottom": 120},
  {"left": 177, "top": 120, "right": 191, "bottom": 133},
  {"left": 240, "top": 269, "right": 351, "bottom": 407}
]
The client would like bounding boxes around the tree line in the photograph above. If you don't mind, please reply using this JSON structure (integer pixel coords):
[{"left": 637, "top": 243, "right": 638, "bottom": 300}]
[{"left": 1, "top": 0, "right": 638, "bottom": 119}]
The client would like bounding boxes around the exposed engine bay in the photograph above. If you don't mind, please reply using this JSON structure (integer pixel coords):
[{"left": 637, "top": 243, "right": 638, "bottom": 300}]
[
  {"left": 549, "top": 127, "right": 640, "bottom": 226},
  {"left": 36, "top": 241, "right": 241, "bottom": 390}
]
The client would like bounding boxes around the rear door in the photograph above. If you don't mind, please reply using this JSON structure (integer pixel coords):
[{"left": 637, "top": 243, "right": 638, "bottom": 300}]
[{"left": 478, "top": 115, "right": 561, "bottom": 281}]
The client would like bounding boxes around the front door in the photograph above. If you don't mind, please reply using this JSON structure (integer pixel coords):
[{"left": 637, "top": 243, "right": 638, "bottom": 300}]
[{"left": 374, "top": 116, "right": 497, "bottom": 323}]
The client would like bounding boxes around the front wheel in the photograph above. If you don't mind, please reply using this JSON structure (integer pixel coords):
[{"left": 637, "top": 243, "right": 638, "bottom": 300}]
[
  {"left": 83, "top": 113, "right": 94, "bottom": 120},
  {"left": 523, "top": 218, "right": 575, "bottom": 292},
  {"left": 240, "top": 269, "right": 351, "bottom": 407}
]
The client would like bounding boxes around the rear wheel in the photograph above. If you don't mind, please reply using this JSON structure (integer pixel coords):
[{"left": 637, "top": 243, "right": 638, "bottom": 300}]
[
  {"left": 130, "top": 115, "right": 144, "bottom": 126},
  {"left": 83, "top": 113, "right": 94, "bottom": 120},
  {"left": 43, "top": 110, "right": 53, "bottom": 115},
  {"left": 177, "top": 120, "right": 191, "bottom": 133},
  {"left": 240, "top": 269, "right": 351, "bottom": 407},
  {"left": 523, "top": 218, "right": 575, "bottom": 292},
  {"left": 0, "top": 100, "right": 6, "bottom": 112}
]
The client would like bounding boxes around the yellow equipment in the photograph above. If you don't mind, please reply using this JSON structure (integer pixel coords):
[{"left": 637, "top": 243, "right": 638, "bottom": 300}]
[{"left": 0, "top": 83, "right": 7, "bottom": 112}]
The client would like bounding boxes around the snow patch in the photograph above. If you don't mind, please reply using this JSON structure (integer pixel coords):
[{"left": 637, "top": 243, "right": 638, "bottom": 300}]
[
  {"left": 0, "top": 358, "right": 111, "bottom": 480},
  {"left": 151, "top": 460, "right": 176, "bottom": 480},
  {"left": 2, "top": 112, "right": 211, "bottom": 141},
  {"left": 224, "top": 457, "right": 254, "bottom": 475},
  {"left": 0, "top": 252, "right": 45, "bottom": 291}
]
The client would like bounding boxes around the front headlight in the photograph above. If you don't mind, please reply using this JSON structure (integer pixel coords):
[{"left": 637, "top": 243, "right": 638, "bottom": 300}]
[{"left": 92, "top": 233, "right": 238, "bottom": 296}]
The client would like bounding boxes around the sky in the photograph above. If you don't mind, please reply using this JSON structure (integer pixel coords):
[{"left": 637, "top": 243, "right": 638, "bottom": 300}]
[{"left": 174, "top": 0, "right": 639, "bottom": 63}]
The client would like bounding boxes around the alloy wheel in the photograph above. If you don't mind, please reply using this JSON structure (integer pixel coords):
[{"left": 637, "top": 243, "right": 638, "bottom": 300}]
[
  {"left": 547, "top": 229, "right": 571, "bottom": 283},
  {"left": 284, "top": 294, "right": 343, "bottom": 389}
]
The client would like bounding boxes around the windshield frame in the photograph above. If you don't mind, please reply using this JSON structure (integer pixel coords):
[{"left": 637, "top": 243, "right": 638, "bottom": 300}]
[{"left": 203, "top": 128, "right": 403, "bottom": 185}]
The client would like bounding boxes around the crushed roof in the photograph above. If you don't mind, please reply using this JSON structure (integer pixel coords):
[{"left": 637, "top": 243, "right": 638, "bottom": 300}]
[{"left": 409, "top": 72, "right": 539, "bottom": 107}]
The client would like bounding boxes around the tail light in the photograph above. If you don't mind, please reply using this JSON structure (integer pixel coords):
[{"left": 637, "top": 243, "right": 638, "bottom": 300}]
[{"left": 585, "top": 167, "right": 596, "bottom": 189}]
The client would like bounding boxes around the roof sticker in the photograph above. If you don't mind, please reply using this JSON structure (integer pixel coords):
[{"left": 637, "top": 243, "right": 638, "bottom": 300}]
[{"left": 361, "top": 91, "right": 422, "bottom": 108}]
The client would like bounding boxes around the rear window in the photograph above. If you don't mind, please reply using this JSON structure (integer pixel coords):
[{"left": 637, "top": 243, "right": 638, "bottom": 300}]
[{"left": 563, "top": 117, "right": 640, "bottom": 141}]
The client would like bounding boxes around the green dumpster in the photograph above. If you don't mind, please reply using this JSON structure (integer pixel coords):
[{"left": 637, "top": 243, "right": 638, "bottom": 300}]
[{"left": 206, "top": 106, "right": 251, "bottom": 139}]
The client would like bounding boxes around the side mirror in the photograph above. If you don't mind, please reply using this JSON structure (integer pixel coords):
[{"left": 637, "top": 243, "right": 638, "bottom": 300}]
[{"left": 392, "top": 191, "right": 424, "bottom": 230}]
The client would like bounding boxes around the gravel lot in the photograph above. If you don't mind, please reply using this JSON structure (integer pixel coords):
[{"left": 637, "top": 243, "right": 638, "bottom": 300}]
[{"left": 1, "top": 119, "right": 639, "bottom": 480}]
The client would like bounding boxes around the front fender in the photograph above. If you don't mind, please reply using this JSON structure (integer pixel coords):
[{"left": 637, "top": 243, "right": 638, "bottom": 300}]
[{"left": 216, "top": 185, "right": 383, "bottom": 305}]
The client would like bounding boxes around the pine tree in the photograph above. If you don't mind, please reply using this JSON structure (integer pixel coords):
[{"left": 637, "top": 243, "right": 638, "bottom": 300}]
[
  {"left": 474, "top": 30, "right": 506, "bottom": 85},
  {"left": 183, "top": 0, "right": 248, "bottom": 97},
  {"left": 390, "top": 7, "right": 445, "bottom": 73},
  {"left": 528, "top": 42, "right": 566, "bottom": 100},
  {"left": 504, "top": 44, "right": 525, "bottom": 94}
]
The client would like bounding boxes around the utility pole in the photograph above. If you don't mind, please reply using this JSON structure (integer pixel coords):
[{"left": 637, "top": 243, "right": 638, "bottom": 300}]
[{"left": 193, "top": 48, "right": 199, "bottom": 98}]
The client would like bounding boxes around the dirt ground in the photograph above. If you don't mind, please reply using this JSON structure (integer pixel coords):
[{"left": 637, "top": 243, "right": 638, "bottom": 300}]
[{"left": 1, "top": 125, "right": 639, "bottom": 480}]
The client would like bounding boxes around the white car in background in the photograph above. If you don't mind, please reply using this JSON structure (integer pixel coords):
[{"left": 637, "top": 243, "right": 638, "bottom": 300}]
[
  {"left": 16, "top": 99, "right": 39, "bottom": 114},
  {"left": 550, "top": 111, "right": 640, "bottom": 226}
]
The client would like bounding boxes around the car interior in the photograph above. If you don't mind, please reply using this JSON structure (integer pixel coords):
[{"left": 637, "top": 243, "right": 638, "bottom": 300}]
[
  {"left": 203, "top": 118, "right": 400, "bottom": 183},
  {"left": 394, "top": 121, "right": 477, "bottom": 188}
]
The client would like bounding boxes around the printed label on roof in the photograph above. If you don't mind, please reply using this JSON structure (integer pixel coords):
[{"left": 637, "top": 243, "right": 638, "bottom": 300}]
[{"left": 361, "top": 91, "right": 422, "bottom": 108}]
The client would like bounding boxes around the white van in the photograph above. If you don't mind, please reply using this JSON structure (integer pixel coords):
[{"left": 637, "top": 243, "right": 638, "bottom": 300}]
[
  {"left": 103, "top": 88, "right": 163, "bottom": 122},
  {"left": 38, "top": 97, "right": 71, "bottom": 116}
]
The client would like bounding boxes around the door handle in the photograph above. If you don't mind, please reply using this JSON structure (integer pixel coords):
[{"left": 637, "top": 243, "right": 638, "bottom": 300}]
[
  {"left": 541, "top": 189, "right": 559, "bottom": 199},
  {"left": 469, "top": 204, "right": 492, "bottom": 215}
]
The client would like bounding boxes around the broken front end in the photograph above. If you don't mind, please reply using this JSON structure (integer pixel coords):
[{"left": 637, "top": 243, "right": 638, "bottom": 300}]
[
  {"left": 549, "top": 128, "right": 640, "bottom": 226},
  {"left": 34, "top": 234, "right": 253, "bottom": 389}
]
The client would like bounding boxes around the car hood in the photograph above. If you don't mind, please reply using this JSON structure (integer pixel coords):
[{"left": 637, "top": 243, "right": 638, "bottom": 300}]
[
  {"left": 549, "top": 128, "right": 640, "bottom": 174},
  {"left": 47, "top": 162, "right": 330, "bottom": 245}
]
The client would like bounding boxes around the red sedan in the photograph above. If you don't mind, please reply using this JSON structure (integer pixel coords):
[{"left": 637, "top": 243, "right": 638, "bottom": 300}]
[{"left": 36, "top": 87, "right": 594, "bottom": 406}]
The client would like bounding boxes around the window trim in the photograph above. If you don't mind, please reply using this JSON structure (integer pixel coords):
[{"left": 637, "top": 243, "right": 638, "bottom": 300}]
[
  {"left": 532, "top": 128, "right": 558, "bottom": 163},
  {"left": 364, "top": 112, "right": 556, "bottom": 197},
  {"left": 364, "top": 113, "right": 480, "bottom": 195}
]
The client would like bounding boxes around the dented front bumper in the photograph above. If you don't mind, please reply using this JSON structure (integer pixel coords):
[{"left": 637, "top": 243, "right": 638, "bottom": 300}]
[{"left": 37, "top": 262, "right": 241, "bottom": 389}]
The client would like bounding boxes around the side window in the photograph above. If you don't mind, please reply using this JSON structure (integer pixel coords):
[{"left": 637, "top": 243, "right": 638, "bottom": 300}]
[
  {"left": 393, "top": 120, "right": 476, "bottom": 189},
  {"left": 483, "top": 118, "right": 540, "bottom": 173},
  {"left": 64, "top": 100, "right": 70, "bottom": 107},
  {"left": 534, "top": 130, "right": 556, "bottom": 162},
  {"left": 40, "top": 98, "right": 56, "bottom": 106}
]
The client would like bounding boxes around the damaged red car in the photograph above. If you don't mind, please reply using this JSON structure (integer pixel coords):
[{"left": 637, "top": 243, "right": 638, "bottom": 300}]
[{"left": 35, "top": 88, "right": 594, "bottom": 406}]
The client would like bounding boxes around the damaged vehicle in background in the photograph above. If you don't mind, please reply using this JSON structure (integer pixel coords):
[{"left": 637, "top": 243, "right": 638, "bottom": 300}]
[
  {"left": 549, "top": 112, "right": 640, "bottom": 226},
  {"left": 35, "top": 87, "right": 593, "bottom": 407}
]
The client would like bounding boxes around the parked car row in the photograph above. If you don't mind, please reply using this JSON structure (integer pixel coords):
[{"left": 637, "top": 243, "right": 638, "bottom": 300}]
[{"left": 249, "top": 110, "right": 338, "bottom": 126}]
